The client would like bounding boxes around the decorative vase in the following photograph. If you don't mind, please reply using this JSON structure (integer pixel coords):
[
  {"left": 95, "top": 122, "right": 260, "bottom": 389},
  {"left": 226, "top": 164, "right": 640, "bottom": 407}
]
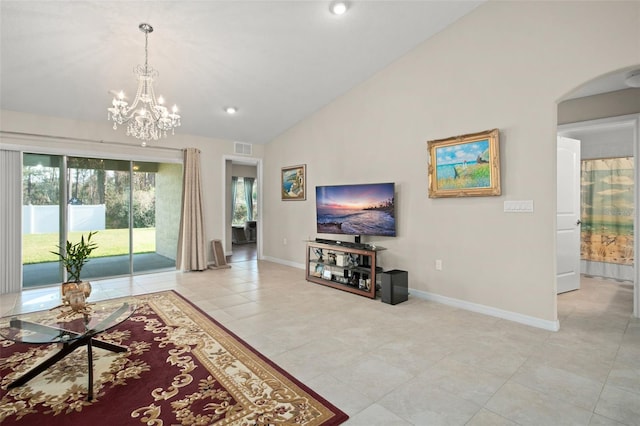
[
  {"left": 61, "top": 282, "right": 79, "bottom": 303},
  {"left": 67, "top": 289, "right": 86, "bottom": 311},
  {"left": 78, "top": 281, "right": 92, "bottom": 298}
]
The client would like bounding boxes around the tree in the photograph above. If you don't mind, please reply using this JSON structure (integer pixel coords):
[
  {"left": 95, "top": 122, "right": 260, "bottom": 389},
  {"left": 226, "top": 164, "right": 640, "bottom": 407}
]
[{"left": 23, "top": 164, "right": 60, "bottom": 205}]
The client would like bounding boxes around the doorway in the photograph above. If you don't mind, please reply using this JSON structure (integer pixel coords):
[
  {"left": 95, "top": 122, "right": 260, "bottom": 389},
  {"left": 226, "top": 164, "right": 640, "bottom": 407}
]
[
  {"left": 557, "top": 114, "right": 639, "bottom": 317},
  {"left": 222, "top": 155, "right": 262, "bottom": 261}
]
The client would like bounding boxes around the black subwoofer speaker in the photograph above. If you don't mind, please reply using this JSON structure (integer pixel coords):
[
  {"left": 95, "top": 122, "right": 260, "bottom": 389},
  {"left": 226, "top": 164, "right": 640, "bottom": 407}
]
[{"left": 380, "top": 269, "right": 408, "bottom": 305}]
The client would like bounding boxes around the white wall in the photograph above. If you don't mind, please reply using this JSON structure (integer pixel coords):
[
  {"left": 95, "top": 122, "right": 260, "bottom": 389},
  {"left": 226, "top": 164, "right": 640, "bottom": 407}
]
[
  {"left": 232, "top": 164, "right": 257, "bottom": 178},
  {"left": 263, "top": 1, "right": 640, "bottom": 326},
  {"left": 559, "top": 88, "right": 640, "bottom": 125},
  {"left": 0, "top": 110, "right": 264, "bottom": 264},
  {"left": 573, "top": 127, "right": 634, "bottom": 160}
]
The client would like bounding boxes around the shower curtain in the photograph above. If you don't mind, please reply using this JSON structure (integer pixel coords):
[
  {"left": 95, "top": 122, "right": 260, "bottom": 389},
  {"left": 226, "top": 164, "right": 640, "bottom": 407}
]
[{"left": 581, "top": 157, "right": 634, "bottom": 280}]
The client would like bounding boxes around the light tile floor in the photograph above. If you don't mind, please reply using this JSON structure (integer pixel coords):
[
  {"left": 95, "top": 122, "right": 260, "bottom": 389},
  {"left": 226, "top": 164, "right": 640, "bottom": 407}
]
[{"left": 1, "top": 262, "right": 638, "bottom": 425}]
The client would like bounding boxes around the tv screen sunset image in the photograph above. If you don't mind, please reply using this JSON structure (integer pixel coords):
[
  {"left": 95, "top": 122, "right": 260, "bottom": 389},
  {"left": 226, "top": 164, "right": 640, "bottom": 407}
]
[{"left": 316, "top": 183, "right": 396, "bottom": 236}]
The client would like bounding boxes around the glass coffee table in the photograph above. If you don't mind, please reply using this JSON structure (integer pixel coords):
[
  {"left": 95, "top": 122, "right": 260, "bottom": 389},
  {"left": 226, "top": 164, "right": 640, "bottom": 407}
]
[{"left": 0, "top": 298, "right": 137, "bottom": 401}]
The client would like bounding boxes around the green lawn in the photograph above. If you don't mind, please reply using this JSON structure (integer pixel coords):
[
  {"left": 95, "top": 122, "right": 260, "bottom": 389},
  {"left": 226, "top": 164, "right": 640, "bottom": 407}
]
[
  {"left": 439, "top": 164, "right": 491, "bottom": 189},
  {"left": 23, "top": 228, "right": 157, "bottom": 264}
]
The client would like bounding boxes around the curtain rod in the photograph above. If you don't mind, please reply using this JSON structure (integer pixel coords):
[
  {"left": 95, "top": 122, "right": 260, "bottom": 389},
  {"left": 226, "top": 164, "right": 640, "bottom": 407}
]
[{"left": 0, "top": 130, "right": 183, "bottom": 152}]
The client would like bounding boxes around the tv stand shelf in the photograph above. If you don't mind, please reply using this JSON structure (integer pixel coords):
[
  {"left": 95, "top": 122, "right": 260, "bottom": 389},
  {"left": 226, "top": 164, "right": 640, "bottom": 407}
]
[{"left": 305, "top": 241, "right": 384, "bottom": 298}]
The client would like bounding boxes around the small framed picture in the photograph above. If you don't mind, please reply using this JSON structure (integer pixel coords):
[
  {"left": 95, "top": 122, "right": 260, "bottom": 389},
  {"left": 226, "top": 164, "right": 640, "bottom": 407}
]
[
  {"left": 427, "top": 129, "right": 501, "bottom": 198},
  {"left": 322, "top": 269, "right": 332, "bottom": 280},
  {"left": 281, "top": 164, "right": 306, "bottom": 201}
]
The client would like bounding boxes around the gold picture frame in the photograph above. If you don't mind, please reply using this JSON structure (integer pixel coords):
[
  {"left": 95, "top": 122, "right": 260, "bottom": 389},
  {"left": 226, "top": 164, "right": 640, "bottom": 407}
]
[
  {"left": 281, "top": 164, "right": 306, "bottom": 201},
  {"left": 427, "top": 129, "right": 501, "bottom": 198}
]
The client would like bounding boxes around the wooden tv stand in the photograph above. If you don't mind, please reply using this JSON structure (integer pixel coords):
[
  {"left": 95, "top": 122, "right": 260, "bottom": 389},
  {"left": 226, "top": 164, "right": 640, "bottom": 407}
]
[{"left": 305, "top": 241, "right": 384, "bottom": 298}]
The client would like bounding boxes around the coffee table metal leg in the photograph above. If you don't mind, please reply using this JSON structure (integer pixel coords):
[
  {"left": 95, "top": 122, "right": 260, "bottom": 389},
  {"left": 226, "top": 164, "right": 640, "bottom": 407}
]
[
  {"left": 91, "top": 339, "right": 128, "bottom": 353},
  {"left": 7, "top": 337, "right": 88, "bottom": 389},
  {"left": 8, "top": 335, "right": 126, "bottom": 401},
  {"left": 87, "top": 338, "right": 94, "bottom": 401}
]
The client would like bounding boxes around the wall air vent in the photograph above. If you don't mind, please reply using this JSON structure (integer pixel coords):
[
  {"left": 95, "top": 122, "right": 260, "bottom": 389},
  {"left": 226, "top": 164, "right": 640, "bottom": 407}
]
[{"left": 234, "top": 142, "right": 252, "bottom": 156}]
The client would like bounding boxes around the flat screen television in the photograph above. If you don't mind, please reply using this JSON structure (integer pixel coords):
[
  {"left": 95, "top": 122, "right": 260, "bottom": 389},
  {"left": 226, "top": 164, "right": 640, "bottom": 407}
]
[{"left": 315, "top": 182, "right": 396, "bottom": 238}]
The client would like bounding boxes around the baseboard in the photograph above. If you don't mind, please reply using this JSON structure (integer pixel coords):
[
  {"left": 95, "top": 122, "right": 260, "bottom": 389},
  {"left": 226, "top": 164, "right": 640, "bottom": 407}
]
[
  {"left": 262, "top": 256, "right": 305, "bottom": 270},
  {"left": 258, "top": 258, "right": 559, "bottom": 331},
  {"left": 409, "top": 288, "right": 560, "bottom": 332}
]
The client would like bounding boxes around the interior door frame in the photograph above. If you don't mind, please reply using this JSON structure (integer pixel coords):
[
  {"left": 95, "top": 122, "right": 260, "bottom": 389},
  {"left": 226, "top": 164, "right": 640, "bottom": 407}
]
[
  {"left": 558, "top": 113, "right": 640, "bottom": 318},
  {"left": 221, "top": 155, "right": 263, "bottom": 260}
]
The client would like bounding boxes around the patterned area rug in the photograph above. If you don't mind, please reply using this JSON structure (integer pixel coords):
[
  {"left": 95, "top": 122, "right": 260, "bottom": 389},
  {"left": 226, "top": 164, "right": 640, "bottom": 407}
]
[{"left": 0, "top": 291, "right": 348, "bottom": 425}]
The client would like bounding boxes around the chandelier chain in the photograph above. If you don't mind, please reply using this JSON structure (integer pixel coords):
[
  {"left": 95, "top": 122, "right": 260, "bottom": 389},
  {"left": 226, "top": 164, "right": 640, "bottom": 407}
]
[{"left": 144, "top": 28, "right": 148, "bottom": 74}]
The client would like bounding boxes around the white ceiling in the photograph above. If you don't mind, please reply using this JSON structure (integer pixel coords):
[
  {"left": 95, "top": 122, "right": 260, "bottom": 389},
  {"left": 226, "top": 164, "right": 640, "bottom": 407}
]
[
  {"left": 567, "top": 69, "right": 637, "bottom": 100},
  {"left": 0, "top": 1, "right": 634, "bottom": 145},
  {"left": 0, "top": 1, "right": 484, "bottom": 144}
]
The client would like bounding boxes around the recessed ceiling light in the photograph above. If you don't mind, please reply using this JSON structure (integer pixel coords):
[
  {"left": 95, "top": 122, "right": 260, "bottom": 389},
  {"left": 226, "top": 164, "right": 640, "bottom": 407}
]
[
  {"left": 330, "top": 1, "right": 348, "bottom": 15},
  {"left": 625, "top": 69, "right": 640, "bottom": 88},
  {"left": 225, "top": 106, "right": 238, "bottom": 115}
]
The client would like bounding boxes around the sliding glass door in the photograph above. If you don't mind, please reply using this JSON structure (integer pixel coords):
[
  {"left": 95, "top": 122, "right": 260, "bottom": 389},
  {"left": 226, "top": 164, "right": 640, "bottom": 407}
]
[
  {"left": 132, "top": 161, "right": 182, "bottom": 273},
  {"left": 22, "top": 153, "right": 64, "bottom": 286},
  {"left": 22, "top": 154, "right": 181, "bottom": 288},
  {"left": 67, "top": 157, "right": 132, "bottom": 279}
]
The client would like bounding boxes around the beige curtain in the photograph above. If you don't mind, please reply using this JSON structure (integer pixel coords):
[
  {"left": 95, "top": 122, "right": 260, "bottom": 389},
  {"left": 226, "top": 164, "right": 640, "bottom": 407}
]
[{"left": 177, "top": 148, "right": 207, "bottom": 271}]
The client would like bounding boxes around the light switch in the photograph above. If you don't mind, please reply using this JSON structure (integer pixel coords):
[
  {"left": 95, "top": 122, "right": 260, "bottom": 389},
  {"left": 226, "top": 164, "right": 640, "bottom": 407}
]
[{"left": 504, "top": 200, "right": 534, "bottom": 213}]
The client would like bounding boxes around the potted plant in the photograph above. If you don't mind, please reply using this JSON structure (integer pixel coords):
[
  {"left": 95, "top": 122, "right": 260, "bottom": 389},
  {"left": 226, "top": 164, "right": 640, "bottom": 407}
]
[{"left": 51, "top": 231, "right": 98, "bottom": 301}]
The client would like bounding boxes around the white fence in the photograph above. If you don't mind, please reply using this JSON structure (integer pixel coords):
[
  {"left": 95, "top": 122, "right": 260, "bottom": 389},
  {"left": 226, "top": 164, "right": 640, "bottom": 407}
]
[{"left": 23, "top": 204, "right": 106, "bottom": 234}]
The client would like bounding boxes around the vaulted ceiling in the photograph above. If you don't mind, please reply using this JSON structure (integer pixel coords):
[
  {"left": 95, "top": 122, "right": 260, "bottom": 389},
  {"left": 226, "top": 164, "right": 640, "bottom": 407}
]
[
  {"left": 0, "top": 1, "right": 485, "bottom": 144},
  {"left": 1, "top": 1, "right": 633, "bottom": 145}
]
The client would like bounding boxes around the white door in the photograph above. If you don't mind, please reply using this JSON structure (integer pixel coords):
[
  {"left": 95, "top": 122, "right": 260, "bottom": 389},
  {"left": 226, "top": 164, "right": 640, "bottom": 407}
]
[{"left": 556, "top": 136, "right": 581, "bottom": 294}]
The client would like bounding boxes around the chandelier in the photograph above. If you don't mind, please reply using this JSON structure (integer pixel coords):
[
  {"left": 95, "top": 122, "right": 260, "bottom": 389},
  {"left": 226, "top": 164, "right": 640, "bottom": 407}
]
[{"left": 108, "top": 23, "right": 181, "bottom": 146}]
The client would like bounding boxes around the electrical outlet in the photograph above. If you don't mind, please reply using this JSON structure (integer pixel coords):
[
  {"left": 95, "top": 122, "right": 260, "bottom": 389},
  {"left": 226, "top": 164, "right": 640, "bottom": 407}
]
[
  {"left": 283, "top": 238, "right": 287, "bottom": 245},
  {"left": 435, "top": 259, "right": 442, "bottom": 270}
]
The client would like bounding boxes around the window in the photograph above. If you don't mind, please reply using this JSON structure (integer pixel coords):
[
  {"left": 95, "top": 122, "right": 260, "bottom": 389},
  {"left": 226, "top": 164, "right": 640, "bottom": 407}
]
[{"left": 232, "top": 177, "right": 257, "bottom": 226}]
